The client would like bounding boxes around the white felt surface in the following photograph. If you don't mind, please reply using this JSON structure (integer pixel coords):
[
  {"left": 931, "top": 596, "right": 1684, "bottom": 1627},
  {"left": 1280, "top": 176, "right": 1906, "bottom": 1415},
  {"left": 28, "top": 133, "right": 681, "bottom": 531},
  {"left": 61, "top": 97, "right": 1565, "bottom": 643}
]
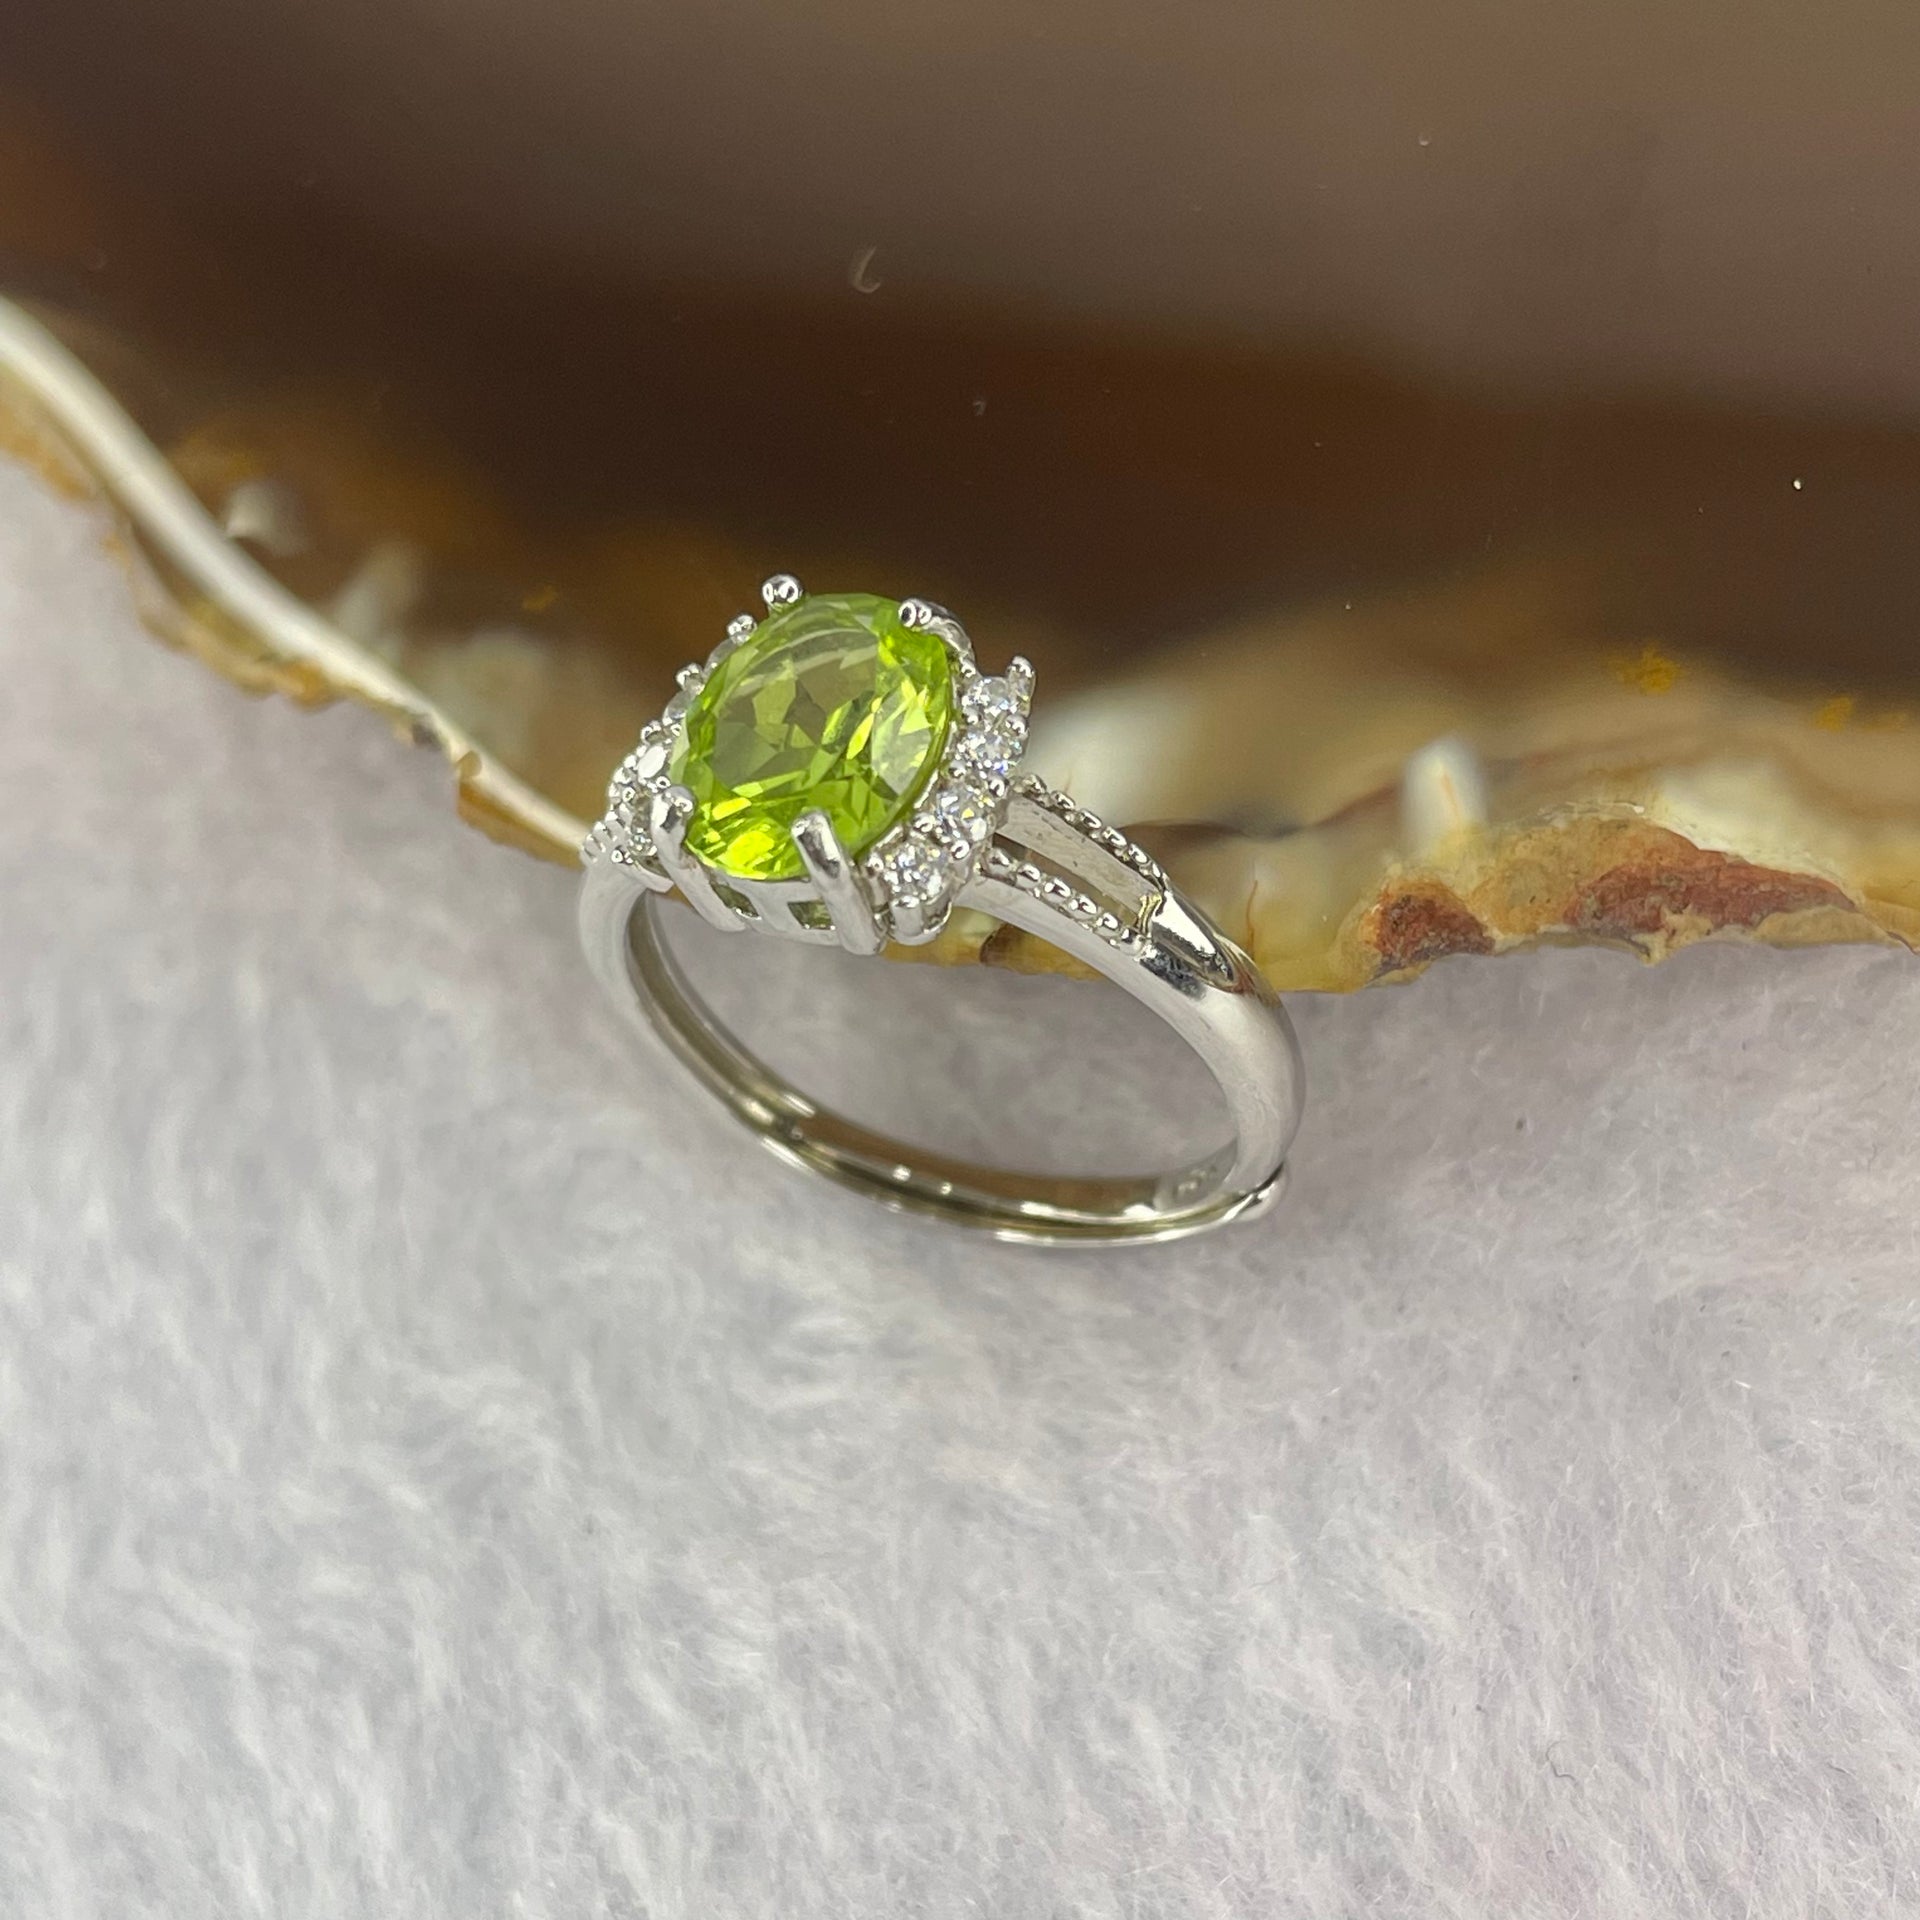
[{"left": 3, "top": 460, "right": 1920, "bottom": 1918}]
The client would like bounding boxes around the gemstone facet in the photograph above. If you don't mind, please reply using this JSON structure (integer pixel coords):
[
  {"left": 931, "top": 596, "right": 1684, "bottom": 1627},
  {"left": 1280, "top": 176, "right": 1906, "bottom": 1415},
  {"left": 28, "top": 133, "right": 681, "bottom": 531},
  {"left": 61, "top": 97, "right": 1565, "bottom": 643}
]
[{"left": 669, "top": 592, "right": 954, "bottom": 881}]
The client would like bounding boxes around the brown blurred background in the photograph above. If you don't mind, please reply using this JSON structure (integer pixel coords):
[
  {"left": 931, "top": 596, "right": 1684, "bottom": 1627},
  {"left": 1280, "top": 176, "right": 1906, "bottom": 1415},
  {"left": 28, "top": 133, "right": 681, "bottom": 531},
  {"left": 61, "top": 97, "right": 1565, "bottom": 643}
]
[
  {"left": 2, "top": 0, "right": 1918, "bottom": 803},
  {"left": 3, "top": 0, "right": 1920, "bottom": 645}
]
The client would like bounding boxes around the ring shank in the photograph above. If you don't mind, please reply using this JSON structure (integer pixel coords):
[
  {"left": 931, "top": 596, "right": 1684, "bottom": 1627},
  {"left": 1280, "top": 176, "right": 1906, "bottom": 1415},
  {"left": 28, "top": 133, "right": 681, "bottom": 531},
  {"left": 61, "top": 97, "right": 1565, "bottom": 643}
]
[{"left": 581, "top": 805, "right": 1303, "bottom": 1245}]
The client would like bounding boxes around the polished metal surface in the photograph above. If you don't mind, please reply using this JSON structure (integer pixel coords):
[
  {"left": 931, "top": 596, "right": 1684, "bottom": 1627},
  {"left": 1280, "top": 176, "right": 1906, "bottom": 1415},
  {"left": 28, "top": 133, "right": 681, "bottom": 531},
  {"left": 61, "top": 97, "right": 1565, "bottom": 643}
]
[
  {"left": 580, "top": 575, "right": 1304, "bottom": 1243},
  {"left": 580, "top": 789, "right": 1304, "bottom": 1246}
]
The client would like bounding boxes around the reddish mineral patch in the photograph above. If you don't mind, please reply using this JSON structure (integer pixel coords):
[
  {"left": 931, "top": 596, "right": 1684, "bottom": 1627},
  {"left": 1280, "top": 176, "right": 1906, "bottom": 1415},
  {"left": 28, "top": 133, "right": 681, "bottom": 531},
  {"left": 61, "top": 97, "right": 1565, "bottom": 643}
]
[
  {"left": 1367, "top": 884, "right": 1494, "bottom": 976},
  {"left": 1568, "top": 838, "right": 1854, "bottom": 944}
]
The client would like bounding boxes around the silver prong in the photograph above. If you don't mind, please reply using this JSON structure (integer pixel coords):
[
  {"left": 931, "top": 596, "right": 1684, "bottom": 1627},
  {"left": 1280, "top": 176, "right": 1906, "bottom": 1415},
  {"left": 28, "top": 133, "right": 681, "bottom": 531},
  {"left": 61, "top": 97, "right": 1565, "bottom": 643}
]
[
  {"left": 725, "top": 612, "right": 757, "bottom": 642},
  {"left": 675, "top": 662, "right": 704, "bottom": 690},
  {"left": 761, "top": 573, "right": 803, "bottom": 611},
  {"left": 887, "top": 893, "right": 936, "bottom": 945},
  {"left": 649, "top": 786, "right": 746, "bottom": 934},
  {"left": 791, "top": 811, "right": 884, "bottom": 956},
  {"left": 900, "top": 597, "right": 974, "bottom": 669}
]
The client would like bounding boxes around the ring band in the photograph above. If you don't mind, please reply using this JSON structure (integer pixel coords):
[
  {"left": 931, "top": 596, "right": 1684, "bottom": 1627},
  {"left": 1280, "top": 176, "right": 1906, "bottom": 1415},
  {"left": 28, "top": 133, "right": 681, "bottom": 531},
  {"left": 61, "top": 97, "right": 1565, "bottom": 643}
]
[{"left": 578, "top": 577, "right": 1305, "bottom": 1246}]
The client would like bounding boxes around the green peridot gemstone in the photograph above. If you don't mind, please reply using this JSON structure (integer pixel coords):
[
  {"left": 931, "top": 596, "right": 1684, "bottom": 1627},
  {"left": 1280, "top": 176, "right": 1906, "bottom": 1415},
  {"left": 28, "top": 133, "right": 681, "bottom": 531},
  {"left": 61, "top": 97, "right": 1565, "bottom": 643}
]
[{"left": 669, "top": 592, "right": 954, "bottom": 881}]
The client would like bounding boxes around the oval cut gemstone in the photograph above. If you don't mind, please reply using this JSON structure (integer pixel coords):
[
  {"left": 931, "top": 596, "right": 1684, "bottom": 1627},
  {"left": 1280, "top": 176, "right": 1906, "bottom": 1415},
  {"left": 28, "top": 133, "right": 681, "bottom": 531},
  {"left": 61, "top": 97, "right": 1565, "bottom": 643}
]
[{"left": 670, "top": 593, "right": 954, "bottom": 881}]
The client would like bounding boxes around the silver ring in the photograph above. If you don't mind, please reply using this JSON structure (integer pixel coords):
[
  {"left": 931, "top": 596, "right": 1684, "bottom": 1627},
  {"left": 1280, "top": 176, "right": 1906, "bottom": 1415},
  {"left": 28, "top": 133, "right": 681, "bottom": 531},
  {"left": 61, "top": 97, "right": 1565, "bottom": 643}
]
[{"left": 578, "top": 576, "right": 1305, "bottom": 1245}]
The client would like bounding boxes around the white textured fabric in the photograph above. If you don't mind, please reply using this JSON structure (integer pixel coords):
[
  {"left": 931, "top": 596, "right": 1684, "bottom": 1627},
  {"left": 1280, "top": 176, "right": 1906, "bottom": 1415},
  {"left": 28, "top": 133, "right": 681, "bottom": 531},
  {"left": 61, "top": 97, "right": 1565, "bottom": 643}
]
[{"left": 3, "top": 460, "right": 1919, "bottom": 1919}]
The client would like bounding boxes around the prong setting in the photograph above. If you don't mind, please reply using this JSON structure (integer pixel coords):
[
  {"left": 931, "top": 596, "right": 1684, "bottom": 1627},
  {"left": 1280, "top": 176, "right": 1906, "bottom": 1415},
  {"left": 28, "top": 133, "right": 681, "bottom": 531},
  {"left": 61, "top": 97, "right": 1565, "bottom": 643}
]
[
  {"left": 898, "top": 594, "right": 976, "bottom": 672},
  {"left": 574, "top": 577, "right": 1303, "bottom": 1245},
  {"left": 791, "top": 811, "right": 885, "bottom": 955},
  {"left": 649, "top": 785, "right": 748, "bottom": 933},
  {"left": 864, "top": 645, "right": 1032, "bottom": 943},
  {"left": 584, "top": 573, "right": 1036, "bottom": 945}
]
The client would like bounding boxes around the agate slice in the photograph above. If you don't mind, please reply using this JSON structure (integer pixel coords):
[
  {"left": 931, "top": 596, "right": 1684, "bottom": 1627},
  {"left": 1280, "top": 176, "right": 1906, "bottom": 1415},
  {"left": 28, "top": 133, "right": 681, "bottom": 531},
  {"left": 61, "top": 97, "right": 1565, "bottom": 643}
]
[{"left": 1, "top": 54, "right": 1917, "bottom": 991}]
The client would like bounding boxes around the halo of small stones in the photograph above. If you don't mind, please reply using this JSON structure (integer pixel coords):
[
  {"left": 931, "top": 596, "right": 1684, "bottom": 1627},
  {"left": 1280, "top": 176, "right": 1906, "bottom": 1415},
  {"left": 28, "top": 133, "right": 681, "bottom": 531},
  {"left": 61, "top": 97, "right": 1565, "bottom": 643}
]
[
  {"left": 581, "top": 598, "right": 1030, "bottom": 930},
  {"left": 863, "top": 653, "right": 1035, "bottom": 932},
  {"left": 581, "top": 600, "right": 1165, "bottom": 959},
  {"left": 582, "top": 599, "right": 1170, "bottom": 965},
  {"left": 581, "top": 621, "right": 756, "bottom": 875},
  {"left": 582, "top": 719, "right": 669, "bottom": 874}
]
